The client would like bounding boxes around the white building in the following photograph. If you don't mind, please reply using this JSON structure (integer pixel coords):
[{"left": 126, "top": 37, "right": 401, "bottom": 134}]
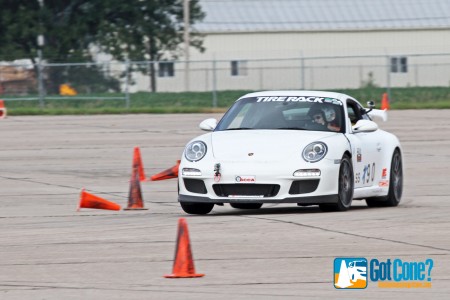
[{"left": 148, "top": 0, "right": 450, "bottom": 92}]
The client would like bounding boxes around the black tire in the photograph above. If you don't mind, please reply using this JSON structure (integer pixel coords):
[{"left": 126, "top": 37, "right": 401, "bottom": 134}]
[
  {"left": 180, "top": 202, "right": 214, "bottom": 215},
  {"left": 366, "top": 149, "right": 403, "bottom": 207},
  {"left": 230, "top": 203, "right": 263, "bottom": 209},
  {"left": 319, "top": 155, "right": 354, "bottom": 212}
]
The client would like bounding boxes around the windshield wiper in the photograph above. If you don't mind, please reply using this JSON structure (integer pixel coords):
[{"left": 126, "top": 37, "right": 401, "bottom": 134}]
[
  {"left": 224, "top": 127, "right": 307, "bottom": 131},
  {"left": 275, "top": 127, "right": 307, "bottom": 130},
  {"left": 223, "top": 127, "right": 254, "bottom": 131}
]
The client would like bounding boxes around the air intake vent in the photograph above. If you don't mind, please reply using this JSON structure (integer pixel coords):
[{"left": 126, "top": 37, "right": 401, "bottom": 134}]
[
  {"left": 289, "top": 180, "right": 320, "bottom": 194},
  {"left": 184, "top": 179, "right": 207, "bottom": 194},
  {"left": 213, "top": 184, "right": 280, "bottom": 197}
]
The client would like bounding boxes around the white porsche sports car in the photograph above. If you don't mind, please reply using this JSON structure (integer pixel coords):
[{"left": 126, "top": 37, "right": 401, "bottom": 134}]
[{"left": 178, "top": 91, "right": 403, "bottom": 215}]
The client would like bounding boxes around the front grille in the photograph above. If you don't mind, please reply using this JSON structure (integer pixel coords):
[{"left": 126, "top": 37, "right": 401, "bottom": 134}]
[
  {"left": 289, "top": 180, "right": 320, "bottom": 194},
  {"left": 183, "top": 179, "right": 207, "bottom": 194},
  {"left": 213, "top": 184, "right": 280, "bottom": 197}
]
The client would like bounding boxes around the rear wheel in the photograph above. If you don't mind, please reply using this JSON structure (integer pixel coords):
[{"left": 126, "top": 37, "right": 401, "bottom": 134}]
[
  {"left": 366, "top": 149, "right": 403, "bottom": 207},
  {"left": 319, "top": 155, "right": 354, "bottom": 212},
  {"left": 230, "top": 203, "right": 263, "bottom": 209},
  {"left": 180, "top": 202, "right": 214, "bottom": 215}
]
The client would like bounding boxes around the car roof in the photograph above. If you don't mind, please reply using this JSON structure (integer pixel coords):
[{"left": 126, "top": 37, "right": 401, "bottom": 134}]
[{"left": 238, "top": 90, "right": 349, "bottom": 103}]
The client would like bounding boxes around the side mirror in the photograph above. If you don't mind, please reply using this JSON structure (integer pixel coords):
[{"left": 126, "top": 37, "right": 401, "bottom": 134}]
[
  {"left": 199, "top": 118, "right": 217, "bottom": 131},
  {"left": 352, "top": 119, "right": 378, "bottom": 133}
]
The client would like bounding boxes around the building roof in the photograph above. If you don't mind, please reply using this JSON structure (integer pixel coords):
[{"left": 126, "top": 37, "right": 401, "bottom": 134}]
[{"left": 195, "top": 0, "right": 450, "bottom": 33}]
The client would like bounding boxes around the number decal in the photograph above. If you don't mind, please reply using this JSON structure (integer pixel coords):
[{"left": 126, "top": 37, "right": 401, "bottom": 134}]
[
  {"left": 355, "top": 172, "right": 360, "bottom": 184},
  {"left": 371, "top": 163, "right": 375, "bottom": 182},
  {"left": 366, "top": 164, "right": 370, "bottom": 183},
  {"left": 362, "top": 165, "right": 367, "bottom": 183},
  {"left": 359, "top": 163, "right": 376, "bottom": 185}
]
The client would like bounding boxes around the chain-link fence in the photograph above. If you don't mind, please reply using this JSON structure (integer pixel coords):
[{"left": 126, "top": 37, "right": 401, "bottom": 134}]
[{"left": 1, "top": 53, "right": 450, "bottom": 107}]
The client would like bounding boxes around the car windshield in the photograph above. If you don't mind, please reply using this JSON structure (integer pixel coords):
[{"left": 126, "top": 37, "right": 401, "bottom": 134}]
[{"left": 215, "top": 96, "right": 345, "bottom": 133}]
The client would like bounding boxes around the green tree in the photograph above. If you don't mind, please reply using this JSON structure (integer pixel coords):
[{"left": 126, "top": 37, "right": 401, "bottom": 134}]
[
  {"left": 0, "top": 1, "right": 40, "bottom": 61},
  {"left": 0, "top": 0, "right": 101, "bottom": 63},
  {"left": 0, "top": 0, "right": 205, "bottom": 94},
  {"left": 97, "top": 0, "right": 205, "bottom": 92},
  {"left": 0, "top": 0, "right": 118, "bottom": 94}
]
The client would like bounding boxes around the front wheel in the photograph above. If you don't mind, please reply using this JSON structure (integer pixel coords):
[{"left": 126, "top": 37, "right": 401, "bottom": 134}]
[
  {"left": 180, "top": 202, "right": 214, "bottom": 215},
  {"left": 319, "top": 155, "right": 354, "bottom": 212},
  {"left": 366, "top": 149, "right": 403, "bottom": 207},
  {"left": 230, "top": 203, "right": 263, "bottom": 209}
]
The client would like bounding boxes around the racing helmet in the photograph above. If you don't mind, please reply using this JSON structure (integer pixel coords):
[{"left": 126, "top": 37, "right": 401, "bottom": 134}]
[
  {"left": 308, "top": 108, "right": 325, "bottom": 119},
  {"left": 322, "top": 106, "right": 336, "bottom": 122},
  {"left": 308, "top": 105, "right": 335, "bottom": 122}
]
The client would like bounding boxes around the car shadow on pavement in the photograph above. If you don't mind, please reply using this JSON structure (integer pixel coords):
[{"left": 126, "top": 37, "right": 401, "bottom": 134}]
[
  {"left": 210, "top": 205, "right": 315, "bottom": 216},
  {"left": 208, "top": 203, "right": 371, "bottom": 216}
]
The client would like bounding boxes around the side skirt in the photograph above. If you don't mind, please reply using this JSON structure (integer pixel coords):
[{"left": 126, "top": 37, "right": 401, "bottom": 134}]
[{"left": 353, "top": 186, "right": 387, "bottom": 199}]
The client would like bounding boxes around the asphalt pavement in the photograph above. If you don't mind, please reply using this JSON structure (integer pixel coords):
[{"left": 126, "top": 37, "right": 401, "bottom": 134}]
[{"left": 0, "top": 110, "right": 449, "bottom": 299}]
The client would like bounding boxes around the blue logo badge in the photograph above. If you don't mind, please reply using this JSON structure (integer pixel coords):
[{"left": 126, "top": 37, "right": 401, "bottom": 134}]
[{"left": 334, "top": 257, "right": 368, "bottom": 289}]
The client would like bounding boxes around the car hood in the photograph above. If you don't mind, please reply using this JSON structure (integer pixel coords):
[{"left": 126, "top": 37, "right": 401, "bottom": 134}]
[{"left": 211, "top": 130, "right": 336, "bottom": 161}]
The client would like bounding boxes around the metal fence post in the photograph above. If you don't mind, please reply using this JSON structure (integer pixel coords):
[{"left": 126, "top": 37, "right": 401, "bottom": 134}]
[
  {"left": 205, "top": 67, "right": 209, "bottom": 91},
  {"left": 386, "top": 55, "right": 392, "bottom": 102},
  {"left": 414, "top": 63, "right": 419, "bottom": 87},
  {"left": 212, "top": 59, "right": 218, "bottom": 108},
  {"left": 259, "top": 67, "right": 263, "bottom": 90},
  {"left": 300, "top": 56, "right": 305, "bottom": 90},
  {"left": 125, "top": 60, "right": 130, "bottom": 109},
  {"left": 37, "top": 50, "right": 45, "bottom": 108}
]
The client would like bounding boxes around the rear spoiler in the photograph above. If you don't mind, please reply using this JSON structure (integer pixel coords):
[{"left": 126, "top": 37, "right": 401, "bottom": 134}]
[{"left": 368, "top": 109, "right": 388, "bottom": 122}]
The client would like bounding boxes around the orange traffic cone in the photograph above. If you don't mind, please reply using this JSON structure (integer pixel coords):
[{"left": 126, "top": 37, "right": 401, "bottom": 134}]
[
  {"left": 77, "top": 188, "right": 121, "bottom": 211},
  {"left": 133, "top": 146, "right": 148, "bottom": 182},
  {"left": 151, "top": 160, "right": 180, "bottom": 181},
  {"left": 381, "top": 93, "right": 390, "bottom": 110},
  {"left": 0, "top": 100, "right": 7, "bottom": 119},
  {"left": 164, "top": 218, "right": 204, "bottom": 278},
  {"left": 124, "top": 165, "right": 148, "bottom": 210}
]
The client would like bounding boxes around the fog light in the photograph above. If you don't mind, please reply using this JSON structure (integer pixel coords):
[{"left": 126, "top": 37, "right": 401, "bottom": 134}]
[
  {"left": 182, "top": 168, "right": 202, "bottom": 176},
  {"left": 293, "top": 169, "right": 321, "bottom": 177}
]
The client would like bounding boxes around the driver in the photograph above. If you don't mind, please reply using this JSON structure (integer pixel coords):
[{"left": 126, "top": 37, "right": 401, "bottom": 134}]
[
  {"left": 308, "top": 108, "right": 327, "bottom": 130},
  {"left": 311, "top": 109, "right": 326, "bottom": 126},
  {"left": 308, "top": 106, "right": 341, "bottom": 132}
]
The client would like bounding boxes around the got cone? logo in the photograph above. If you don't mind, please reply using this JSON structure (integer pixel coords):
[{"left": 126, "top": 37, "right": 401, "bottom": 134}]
[{"left": 334, "top": 258, "right": 368, "bottom": 289}]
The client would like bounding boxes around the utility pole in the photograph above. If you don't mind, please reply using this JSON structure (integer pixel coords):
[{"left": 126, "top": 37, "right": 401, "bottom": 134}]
[
  {"left": 37, "top": 0, "right": 45, "bottom": 108},
  {"left": 183, "top": 0, "right": 190, "bottom": 91}
]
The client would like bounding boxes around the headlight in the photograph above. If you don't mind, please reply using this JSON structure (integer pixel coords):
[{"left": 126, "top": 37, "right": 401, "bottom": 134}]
[
  {"left": 182, "top": 168, "right": 202, "bottom": 176},
  {"left": 293, "top": 169, "right": 321, "bottom": 177},
  {"left": 185, "top": 141, "right": 207, "bottom": 162},
  {"left": 302, "top": 142, "right": 328, "bottom": 163}
]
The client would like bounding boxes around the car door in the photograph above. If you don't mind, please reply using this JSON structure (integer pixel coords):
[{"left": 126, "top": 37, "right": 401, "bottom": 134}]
[{"left": 345, "top": 99, "right": 383, "bottom": 189}]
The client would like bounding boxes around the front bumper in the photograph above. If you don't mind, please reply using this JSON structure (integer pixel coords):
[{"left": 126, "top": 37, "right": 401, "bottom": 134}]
[
  {"left": 178, "top": 158, "right": 341, "bottom": 205},
  {"left": 179, "top": 193, "right": 338, "bottom": 204}
]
